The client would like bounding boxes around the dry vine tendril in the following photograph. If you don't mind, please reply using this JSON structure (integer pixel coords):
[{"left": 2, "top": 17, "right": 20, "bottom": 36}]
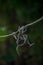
[
  {"left": 0, "top": 16, "right": 43, "bottom": 55},
  {"left": 0, "top": 16, "right": 43, "bottom": 38},
  {"left": 14, "top": 26, "right": 34, "bottom": 55},
  {"left": 13, "top": 16, "right": 43, "bottom": 55}
]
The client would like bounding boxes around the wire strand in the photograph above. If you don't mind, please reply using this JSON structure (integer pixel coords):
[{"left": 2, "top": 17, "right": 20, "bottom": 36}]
[{"left": 0, "top": 16, "right": 43, "bottom": 38}]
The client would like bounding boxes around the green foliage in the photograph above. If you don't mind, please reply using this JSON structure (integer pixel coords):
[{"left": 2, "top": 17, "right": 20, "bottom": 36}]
[{"left": 0, "top": 27, "right": 7, "bottom": 42}]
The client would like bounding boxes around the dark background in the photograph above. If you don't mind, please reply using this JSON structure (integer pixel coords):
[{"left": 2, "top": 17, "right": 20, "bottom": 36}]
[{"left": 0, "top": 0, "right": 43, "bottom": 65}]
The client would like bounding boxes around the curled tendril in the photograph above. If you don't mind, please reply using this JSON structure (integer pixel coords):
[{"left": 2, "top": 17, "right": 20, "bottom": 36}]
[{"left": 13, "top": 26, "right": 34, "bottom": 55}]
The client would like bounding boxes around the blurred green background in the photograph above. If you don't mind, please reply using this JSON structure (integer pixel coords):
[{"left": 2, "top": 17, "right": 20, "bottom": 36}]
[{"left": 0, "top": 0, "right": 43, "bottom": 65}]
